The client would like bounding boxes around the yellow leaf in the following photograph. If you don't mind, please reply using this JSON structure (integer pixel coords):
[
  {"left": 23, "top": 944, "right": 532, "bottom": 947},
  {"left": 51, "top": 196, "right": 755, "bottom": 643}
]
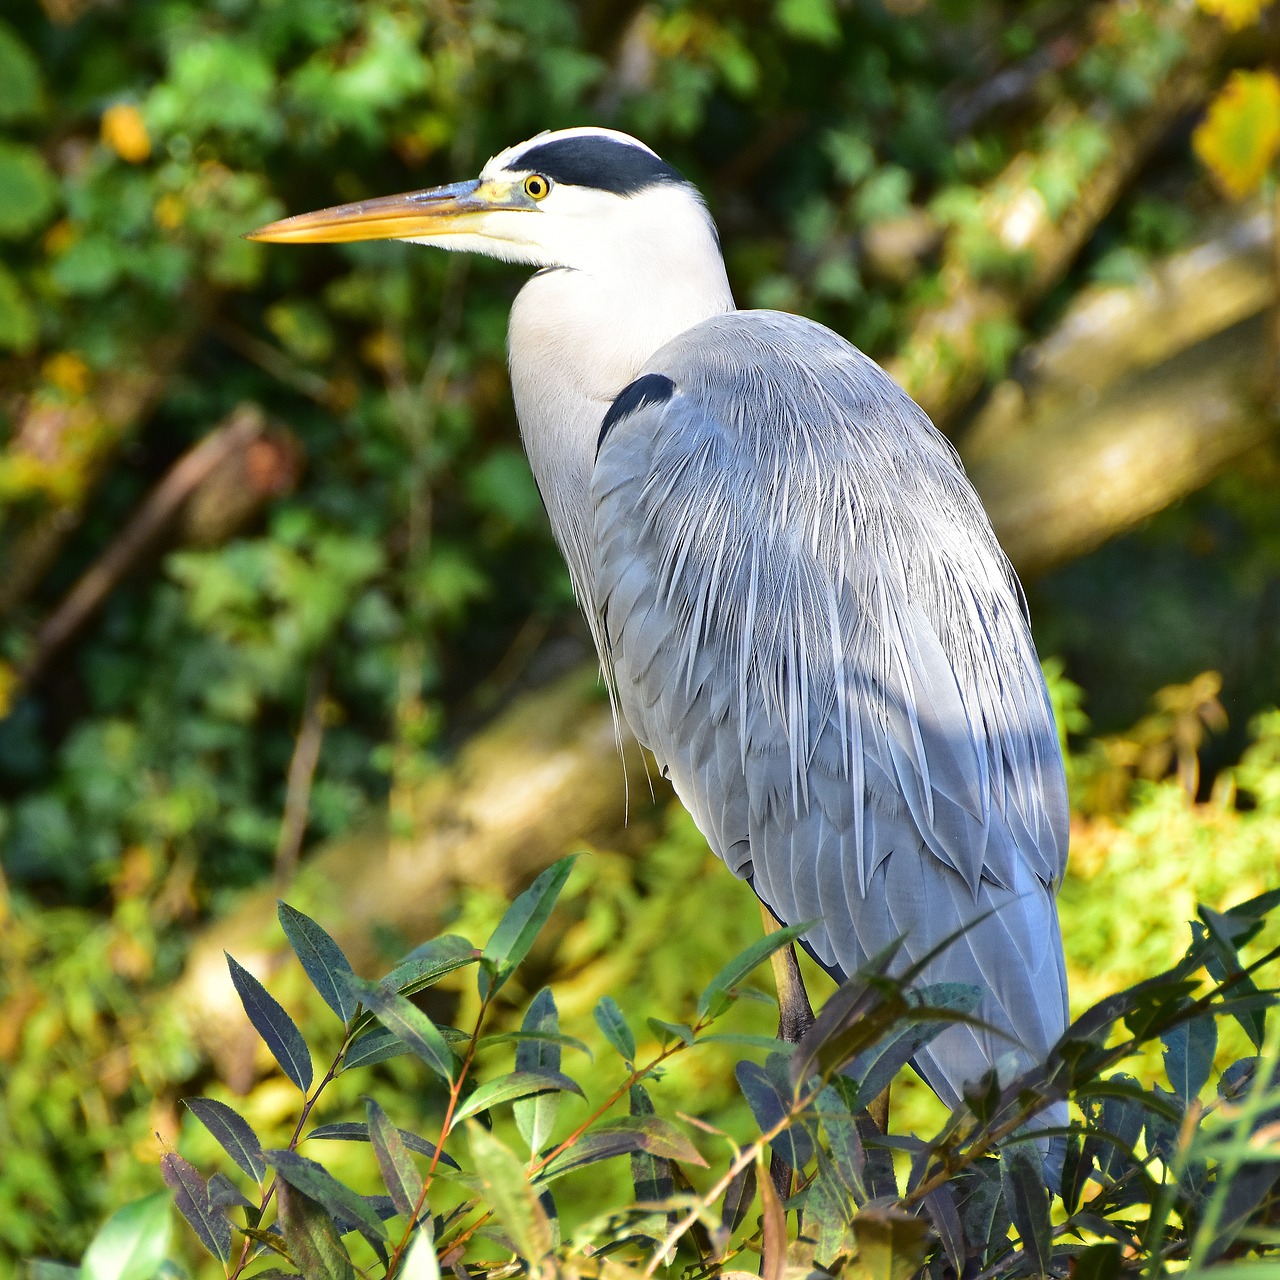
[
  {"left": 0, "top": 660, "right": 17, "bottom": 720},
  {"left": 1193, "top": 69, "right": 1280, "bottom": 200},
  {"left": 101, "top": 102, "right": 150, "bottom": 163},
  {"left": 1198, "top": 0, "right": 1276, "bottom": 30}
]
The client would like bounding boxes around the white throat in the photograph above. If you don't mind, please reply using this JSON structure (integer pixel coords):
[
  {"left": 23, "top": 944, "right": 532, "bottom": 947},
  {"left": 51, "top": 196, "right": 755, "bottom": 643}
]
[{"left": 506, "top": 183, "right": 734, "bottom": 607}]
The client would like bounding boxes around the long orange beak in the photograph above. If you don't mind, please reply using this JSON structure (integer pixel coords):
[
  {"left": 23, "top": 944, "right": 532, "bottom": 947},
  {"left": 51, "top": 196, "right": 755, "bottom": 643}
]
[{"left": 246, "top": 178, "right": 513, "bottom": 244}]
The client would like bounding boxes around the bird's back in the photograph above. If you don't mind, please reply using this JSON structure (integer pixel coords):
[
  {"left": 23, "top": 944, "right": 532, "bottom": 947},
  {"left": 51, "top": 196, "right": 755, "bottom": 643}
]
[{"left": 591, "top": 309, "right": 1069, "bottom": 1108}]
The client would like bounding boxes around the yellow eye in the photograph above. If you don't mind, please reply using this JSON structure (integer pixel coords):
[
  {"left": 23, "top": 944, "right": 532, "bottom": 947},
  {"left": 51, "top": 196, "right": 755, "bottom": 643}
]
[{"left": 524, "top": 173, "right": 550, "bottom": 200}]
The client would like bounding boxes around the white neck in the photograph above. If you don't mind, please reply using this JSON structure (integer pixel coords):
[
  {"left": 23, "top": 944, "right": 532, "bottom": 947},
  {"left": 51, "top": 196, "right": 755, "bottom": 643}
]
[{"left": 506, "top": 187, "right": 734, "bottom": 606}]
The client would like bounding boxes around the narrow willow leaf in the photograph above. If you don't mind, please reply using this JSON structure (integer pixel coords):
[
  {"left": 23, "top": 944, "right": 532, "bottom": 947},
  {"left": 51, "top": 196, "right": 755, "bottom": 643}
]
[
  {"left": 1000, "top": 1143, "right": 1051, "bottom": 1277},
  {"left": 305, "top": 1121, "right": 459, "bottom": 1168},
  {"left": 808, "top": 1151, "right": 855, "bottom": 1268},
  {"left": 226, "top": 953, "right": 313, "bottom": 1092},
  {"left": 278, "top": 902, "right": 356, "bottom": 1024},
  {"left": 817, "top": 1083, "right": 866, "bottom": 1204},
  {"left": 366, "top": 1098, "right": 424, "bottom": 1220},
  {"left": 1162, "top": 1015, "right": 1217, "bottom": 1103},
  {"left": 266, "top": 1149, "right": 388, "bottom": 1239},
  {"left": 455, "top": 1069, "right": 584, "bottom": 1123},
  {"left": 469, "top": 1123, "right": 554, "bottom": 1263},
  {"left": 849, "top": 1205, "right": 930, "bottom": 1280},
  {"left": 1073, "top": 1241, "right": 1121, "bottom": 1280},
  {"left": 538, "top": 1116, "right": 706, "bottom": 1181},
  {"left": 381, "top": 934, "right": 478, "bottom": 995},
  {"left": 80, "top": 1191, "right": 172, "bottom": 1280},
  {"left": 629, "top": 1083, "right": 674, "bottom": 1205},
  {"left": 340, "top": 973, "right": 454, "bottom": 1084},
  {"left": 399, "top": 1228, "right": 442, "bottom": 1280},
  {"left": 758, "top": 1158, "right": 787, "bottom": 1280},
  {"left": 477, "top": 1029, "right": 591, "bottom": 1057},
  {"left": 923, "top": 1184, "right": 965, "bottom": 1277},
  {"left": 277, "top": 1180, "right": 356, "bottom": 1280},
  {"left": 721, "top": 1161, "right": 757, "bottom": 1238},
  {"left": 183, "top": 1096, "right": 267, "bottom": 1182},
  {"left": 160, "top": 1154, "right": 231, "bottom": 1263},
  {"left": 515, "top": 988, "right": 561, "bottom": 1154},
  {"left": 736, "top": 1060, "right": 812, "bottom": 1169},
  {"left": 208, "top": 1171, "right": 255, "bottom": 1211},
  {"left": 341, "top": 1026, "right": 409, "bottom": 1071},
  {"left": 696, "top": 921, "right": 812, "bottom": 1019},
  {"left": 648, "top": 1018, "right": 695, "bottom": 1046},
  {"left": 593, "top": 995, "right": 636, "bottom": 1063},
  {"left": 479, "top": 855, "right": 577, "bottom": 1000}
]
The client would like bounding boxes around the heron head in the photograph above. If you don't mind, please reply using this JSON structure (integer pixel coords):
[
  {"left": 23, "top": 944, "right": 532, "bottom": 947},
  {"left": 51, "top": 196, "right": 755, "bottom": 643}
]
[{"left": 246, "top": 126, "right": 719, "bottom": 272}]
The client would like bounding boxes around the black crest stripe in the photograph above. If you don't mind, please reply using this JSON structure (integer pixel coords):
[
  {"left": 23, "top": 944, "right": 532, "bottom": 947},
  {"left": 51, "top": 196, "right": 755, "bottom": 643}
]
[
  {"left": 598, "top": 374, "right": 676, "bottom": 455},
  {"left": 512, "top": 137, "right": 686, "bottom": 196}
]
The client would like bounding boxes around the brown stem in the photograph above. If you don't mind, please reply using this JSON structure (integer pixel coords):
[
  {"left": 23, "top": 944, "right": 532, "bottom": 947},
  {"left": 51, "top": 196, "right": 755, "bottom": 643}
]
[{"left": 274, "top": 659, "right": 330, "bottom": 892}]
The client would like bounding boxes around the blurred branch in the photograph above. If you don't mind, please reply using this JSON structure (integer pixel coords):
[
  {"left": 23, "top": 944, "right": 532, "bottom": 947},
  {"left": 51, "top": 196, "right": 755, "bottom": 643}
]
[
  {"left": 0, "top": 335, "right": 191, "bottom": 618},
  {"left": 275, "top": 659, "right": 330, "bottom": 893},
  {"left": 889, "top": 0, "right": 1228, "bottom": 427},
  {"left": 17, "top": 404, "right": 300, "bottom": 685},
  {"left": 965, "top": 207, "right": 1278, "bottom": 576}
]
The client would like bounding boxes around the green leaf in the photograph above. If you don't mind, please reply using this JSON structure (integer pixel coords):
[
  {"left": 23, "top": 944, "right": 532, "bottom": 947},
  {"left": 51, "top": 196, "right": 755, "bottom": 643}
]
[
  {"left": 0, "top": 21, "right": 44, "bottom": 123},
  {"left": 648, "top": 1018, "right": 695, "bottom": 1046},
  {"left": 399, "top": 1229, "right": 442, "bottom": 1280},
  {"left": 1073, "top": 1241, "right": 1122, "bottom": 1280},
  {"left": 276, "top": 1180, "right": 356, "bottom": 1280},
  {"left": 514, "top": 988, "right": 562, "bottom": 1155},
  {"left": 265, "top": 1149, "right": 387, "bottom": 1240},
  {"left": 468, "top": 1123, "right": 554, "bottom": 1264},
  {"left": 0, "top": 142, "right": 56, "bottom": 239},
  {"left": 479, "top": 855, "right": 577, "bottom": 1000},
  {"left": 0, "top": 261, "right": 37, "bottom": 352},
  {"left": 183, "top": 1096, "right": 266, "bottom": 1182},
  {"left": 80, "top": 1192, "right": 172, "bottom": 1280},
  {"left": 736, "top": 1060, "right": 813, "bottom": 1170},
  {"left": 339, "top": 972, "right": 454, "bottom": 1084},
  {"left": 226, "top": 953, "right": 313, "bottom": 1092},
  {"left": 846, "top": 1205, "right": 930, "bottom": 1280},
  {"left": 1000, "top": 1144, "right": 1052, "bottom": 1277},
  {"left": 1163, "top": 1015, "right": 1218, "bottom": 1102},
  {"left": 593, "top": 995, "right": 635, "bottom": 1063},
  {"left": 696, "top": 921, "right": 813, "bottom": 1019},
  {"left": 278, "top": 902, "right": 356, "bottom": 1024},
  {"left": 629, "top": 1082, "right": 674, "bottom": 1206},
  {"left": 341, "top": 1027, "right": 409, "bottom": 1071},
  {"left": 160, "top": 1153, "right": 231, "bottom": 1263},
  {"left": 455, "top": 1070, "right": 584, "bottom": 1123},
  {"left": 538, "top": 1116, "right": 706, "bottom": 1181},
  {"left": 24, "top": 1265, "right": 81, "bottom": 1279},
  {"left": 774, "top": 0, "right": 841, "bottom": 47},
  {"left": 305, "top": 1121, "right": 458, "bottom": 1169},
  {"left": 366, "top": 1097, "right": 423, "bottom": 1221},
  {"left": 379, "top": 934, "right": 478, "bottom": 1002}
]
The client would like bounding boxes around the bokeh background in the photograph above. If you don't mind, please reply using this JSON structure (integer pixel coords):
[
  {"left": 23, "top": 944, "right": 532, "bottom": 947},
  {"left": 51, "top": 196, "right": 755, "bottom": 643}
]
[{"left": 2, "top": 0, "right": 1280, "bottom": 1268}]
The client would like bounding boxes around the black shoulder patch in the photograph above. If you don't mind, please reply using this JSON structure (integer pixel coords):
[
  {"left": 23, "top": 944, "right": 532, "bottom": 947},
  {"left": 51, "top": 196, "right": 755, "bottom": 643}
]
[
  {"left": 598, "top": 373, "right": 676, "bottom": 455},
  {"left": 512, "top": 136, "right": 686, "bottom": 196}
]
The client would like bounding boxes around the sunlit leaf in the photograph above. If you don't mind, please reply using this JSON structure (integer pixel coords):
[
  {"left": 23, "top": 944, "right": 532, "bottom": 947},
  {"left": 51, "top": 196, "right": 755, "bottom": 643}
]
[
  {"left": 339, "top": 972, "right": 454, "bottom": 1084},
  {"left": 80, "top": 1192, "right": 172, "bottom": 1280},
  {"left": 226, "top": 953, "right": 313, "bottom": 1092},
  {"left": 846, "top": 1205, "right": 929, "bottom": 1280},
  {"left": 538, "top": 1116, "right": 706, "bottom": 1181},
  {"left": 304, "top": 1121, "right": 458, "bottom": 1169},
  {"left": 399, "top": 1228, "right": 442, "bottom": 1280},
  {"left": 454, "top": 1069, "right": 584, "bottom": 1123},
  {"left": 183, "top": 1097, "right": 266, "bottom": 1182},
  {"left": 0, "top": 142, "right": 56, "bottom": 238},
  {"left": 469, "top": 1123, "right": 554, "bottom": 1264},
  {"left": 1193, "top": 70, "right": 1280, "bottom": 199},
  {"left": 593, "top": 994, "right": 636, "bottom": 1063},
  {"left": 514, "top": 988, "right": 562, "bottom": 1155},
  {"left": 277, "top": 1180, "right": 355, "bottom": 1280},
  {"left": 696, "top": 921, "right": 812, "bottom": 1019},
  {"left": 160, "top": 1153, "right": 231, "bottom": 1263},
  {"left": 265, "top": 1149, "right": 388, "bottom": 1239},
  {"left": 1196, "top": 0, "right": 1277, "bottom": 33},
  {"left": 366, "top": 1097, "right": 424, "bottom": 1221},
  {"left": 1163, "top": 1015, "right": 1217, "bottom": 1102},
  {"left": 479, "top": 855, "right": 577, "bottom": 1000},
  {"left": 278, "top": 902, "right": 356, "bottom": 1024}
]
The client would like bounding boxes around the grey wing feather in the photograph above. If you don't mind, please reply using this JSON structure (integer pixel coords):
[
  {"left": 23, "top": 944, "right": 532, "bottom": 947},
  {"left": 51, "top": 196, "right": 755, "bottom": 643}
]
[{"left": 590, "top": 311, "right": 1069, "bottom": 1106}]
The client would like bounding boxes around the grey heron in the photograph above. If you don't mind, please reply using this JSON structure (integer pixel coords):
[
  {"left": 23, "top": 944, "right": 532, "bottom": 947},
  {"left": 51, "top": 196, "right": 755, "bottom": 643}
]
[{"left": 249, "top": 126, "right": 1069, "bottom": 1127}]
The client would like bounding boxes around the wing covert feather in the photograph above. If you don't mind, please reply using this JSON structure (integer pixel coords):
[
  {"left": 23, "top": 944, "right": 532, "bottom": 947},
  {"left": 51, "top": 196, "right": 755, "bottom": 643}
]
[{"left": 590, "top": 310, "right": 1069, "bottom": 1099}]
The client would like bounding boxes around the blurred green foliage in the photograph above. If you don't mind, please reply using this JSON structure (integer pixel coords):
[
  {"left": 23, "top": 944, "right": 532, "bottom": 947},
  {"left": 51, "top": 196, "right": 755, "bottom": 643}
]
[{"left": 1, "top": 0, "right": 1279, "bottom": 1271}]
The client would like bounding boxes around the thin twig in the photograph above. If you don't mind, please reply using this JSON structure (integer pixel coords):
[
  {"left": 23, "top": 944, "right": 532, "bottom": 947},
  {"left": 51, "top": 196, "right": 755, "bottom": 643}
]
[{"left": 275, "top": 658, "right": 330, "bottom": 892}]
